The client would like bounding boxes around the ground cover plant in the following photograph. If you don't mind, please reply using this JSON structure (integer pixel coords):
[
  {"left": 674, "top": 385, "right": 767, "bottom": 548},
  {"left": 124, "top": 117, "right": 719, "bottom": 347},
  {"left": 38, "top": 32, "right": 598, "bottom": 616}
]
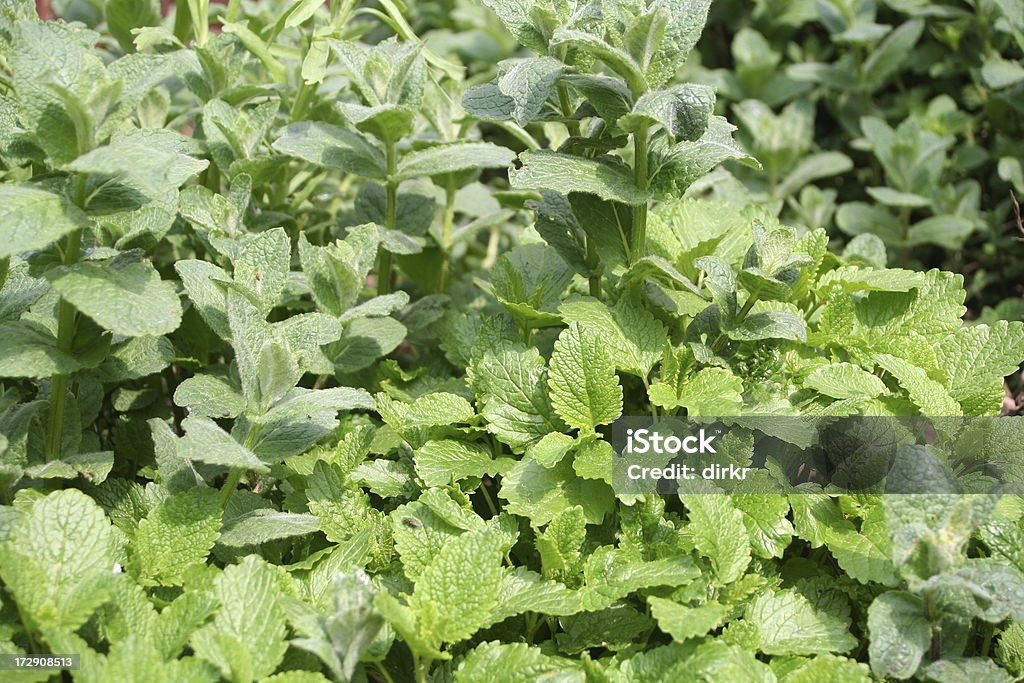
[{"left": 1, "top": 0, "right": 1024, "bottom": 681}]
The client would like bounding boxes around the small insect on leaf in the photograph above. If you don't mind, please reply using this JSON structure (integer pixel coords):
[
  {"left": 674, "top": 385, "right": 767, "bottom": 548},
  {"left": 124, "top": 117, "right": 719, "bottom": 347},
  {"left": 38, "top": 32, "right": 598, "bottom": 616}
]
[{"left": 402, "top": 517, "right": 422, "bottom": 528}]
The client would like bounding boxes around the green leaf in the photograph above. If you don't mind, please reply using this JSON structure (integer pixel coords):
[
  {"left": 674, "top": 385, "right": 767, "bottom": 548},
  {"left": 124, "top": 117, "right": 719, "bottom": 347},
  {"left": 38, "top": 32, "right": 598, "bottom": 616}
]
[
  {"left": 935, "top": 321, "right": 1024, "bottom": 416},
  {"left": 377, "top": 391, "right": 474, "bottom": 435},
  {"left": 106, "top": 0, "right": 161, "bottom": 52},
  {"left": 415, "top": 439, "right": 513, "bottom": 487},
  {"left": 471, "top": 344, "right": 567, "bottom": 453},
  {"left": 620, "top": 84, "right": 715, "bottom": 141},
  {"left": 397, "top": 142, "right": 516, "bottom": 180},
  {"left": 273, "top": 122, "right": 387, "bottom": 179},
  {"left": 179, "top": 416, "right": 270, "bottom": 473},
  {"left": 646, "top": 0, "right": 714, "bottom": 87},
  {"left": 650, "top": 116, "right": 758, "bottom": 199},
  {"left": 728, "top": 310, "right": 807, "bottom": 342},
  {"left": 10, "top": 21, "right": 109, "bottom": 165},
  {"left": 558, "top": 295, "right": 668, "bottom": 379},
  {"left": 867, "top": 591, "right": 929, "bottom": 679},
  {"left": 537, "top": 505, "right": 586, "bottom": 583},
  {"left": 0, "top": 490, "right": 120, "bottom": 631},
  {"left": 817, "top": 266, "right": 929, "bottom": 294},
  {"left": 174, "top": 374, "right": 245, "bottom": 419},
  {"left": 650, "top": 367, "right": 743, "bottom": 415},
  {"left": 510, "top": 151, "right": 647, "bottom": 205},
  {"left": 461, "top": 57, "right": 563, "bottom": 126},
  {"left": 582, "top": 546, "right": 700, "bottom": 604},
  {"left": 550, "top": 27, "right": 646, "bottom": 94},
  {"left": 548, "top": 322, "right": 623, "bottom": 433},
  {"left": 217, "top": 509, "right": 321, "bottom": 547},
  {"left": 408, "top": 527, "right": 509, "bottom": 647},
  {"left": 48, "top": 257, "right": 182, "bottom": 336},
  {"left": 174, "top": 259, "right": 231, "bottom": 339},
  {"left": 733, "top": 494, "right": 793, "bottom": 559},
  {"left": 235, "top": 228, "right": 291, "bottom": 317},
  {"left": 745, "top": 589, "right": 857, "bottom": 655},
  {"left": 0, "top": 320, "right": 80, "bottom": 378},
  {"left": 192, "top": 555, "right": 289, "bottom": 681},
  {"left": 478, "top": 0, "right": 548, "bottom": 53},
  {"left": 456, "top": 641, "right": 583, "bottom": 683},
  {"left": 67, "top": 131, "right": 208, "bottom": 196},
  {"left": 874, "top": 354, "right": 962, "bottom": 416},
  {"left": 130, "top": 487, "right": 221, "bottom": 586},
  {"left": 923, "top": 658, "right": 1013, "bottom": 683},
  {"left": 648, "top": 597, "right": 727, "bottom": 642},
  {"left": 804, "top": 363, "right": 888, "bottom": 400},
  {"left": 501, "top": 456, "right": 613, "bottom": 527},
  {"left": 681, "top": 494, "right": 751, "bottom": 583},
  {"left": 298, "top": 225, "right": 380, "bottom": 318},
  {"left": 0, "top": 186, "right": 89, "bottom": 260}
]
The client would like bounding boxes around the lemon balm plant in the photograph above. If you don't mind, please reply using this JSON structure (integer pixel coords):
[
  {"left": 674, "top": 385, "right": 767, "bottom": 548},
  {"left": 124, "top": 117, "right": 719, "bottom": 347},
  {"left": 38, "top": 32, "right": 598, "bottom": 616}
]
[{"left": 1, "top": 0, "right": 1024, "bottom": 682}]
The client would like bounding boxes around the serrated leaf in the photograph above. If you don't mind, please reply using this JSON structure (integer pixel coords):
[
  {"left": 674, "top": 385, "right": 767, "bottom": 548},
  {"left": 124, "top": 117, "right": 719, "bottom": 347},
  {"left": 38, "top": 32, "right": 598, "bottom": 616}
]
[
  {"left": 548, "top": 323, "right": 623, "bottom": 433},
  {"left": 217, "top": 509, "right": 320, "bottom": 547},
  {"left": 272, "top": 122, "right": 386, "bottom": 179},
  {"left": 558, "top": 295, "right": 668, "bottom": 379},
  {"left": 510, "top": 151, "right": 647, "bottom": 205},
  {"left": 936, "top": 321, "right": 1024, "bottom": 416},
  {"left": 0, "top": 186, "right": 89, "bottom": 260},
  {"left": 47, "top": 257, "right": 181, "bottom": 337},
  {"left": 805, "top": 363, "right": 888, "bottom": 400},
  {"left": 867, "top": 591, "right": 929, "bottom": 679},
  {"left": 746, "top": 589, "right": 857, "bottom": 656},
  {"left": 0, "top": 320, "right": 80, "bottom": 378},
  {"left": 131, "top": 487, "right": 221, "bottom": 586},
  {"left": 874, "top": 354, "right": 962, "bottom": 416},
  {"left": 415, "top": 439, "right": 513, "bottom": 487},
  {"left": 0, "top": 490, "right": 120, "bottom": 631},
  {"left": 472, "top": 344, "right": 567, "bottom": 453},
  {"left": 179, "top": 416, "right": 269, "bottom": 473},
  {"left": 648, "top": 597, "right": 727, "bottom": 642},
  {"left": 408, "top": 528, "right": 508, "bottom": 647},
  {"left": 192, "top": 555, "right": 288, "bottom": 681},
  {"left": 681, "top": 495, "right": 750, "bottom": 583},
  {"left": 620, "top": 84, "right": 715, "bottom": 141}
]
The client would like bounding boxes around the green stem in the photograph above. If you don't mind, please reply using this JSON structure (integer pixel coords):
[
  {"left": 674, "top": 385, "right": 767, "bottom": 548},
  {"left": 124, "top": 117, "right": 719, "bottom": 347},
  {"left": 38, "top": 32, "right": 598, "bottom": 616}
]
[
  {"left": 630, "top": 122, "right": 650, "bottom": 264},
  {"left": 290, "top": 80, "right": 314, "bottom": 123},
  {"left": 45, "top": 176, "right": 87, "bottom": 463},
  {"left": 479, "top": 479, "right": 499, "bottom": 518},
  {"left": 586, "top": 236, "right": 601, "bottom": 298},
  {"left": 219, "top": 467, "right": 245, "bottom": 509},
  {"left": 372, "top": 663, "right": 396, "bottom": 683},
  {"left": 437, "top": 176, "right": 456, "bottom": 293},
  {"left": 173, "top": 0, "right": 193, "bottom": 44},
  {"left": 710, "top": 294, "right": 758, "bottom": 354},
  {"left": 377, "top": 138, "right": 398, "bottom": 296}
]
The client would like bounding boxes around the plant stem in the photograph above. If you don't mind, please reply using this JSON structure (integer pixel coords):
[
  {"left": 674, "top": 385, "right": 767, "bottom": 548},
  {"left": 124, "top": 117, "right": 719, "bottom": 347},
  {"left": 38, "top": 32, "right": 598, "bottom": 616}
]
[
  {"left": 377, "top": 138, "right": 398, "bottom": 296},
  {"left": 586, "top": 236, "right": 601, "bottom": 298},
  {"left": 479, "top": 478, "right": 499, "bottom": 518},
  {"left": 290, "top": 80, "right": 314, "bottom": 122},
  {"left": 710, "top": 293, "right": 759, "bottom": 354},
  {"left": 630, "top": 122, "right": 650, "bottom": 264},
  {"left": 437, "top": 176, "right": 456, "bottom": 293},
  {"left": 173, "top": 0, "right": 193, "bottom": 44},
  {"left": 219, "top": 467, "right": 245, "bottom": 509},
  {"left": 372, "top": 663, "right": 396, "bottom": 683},
  {"left": 45, "top": 175, "right": 88, "bottom": 463}
]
